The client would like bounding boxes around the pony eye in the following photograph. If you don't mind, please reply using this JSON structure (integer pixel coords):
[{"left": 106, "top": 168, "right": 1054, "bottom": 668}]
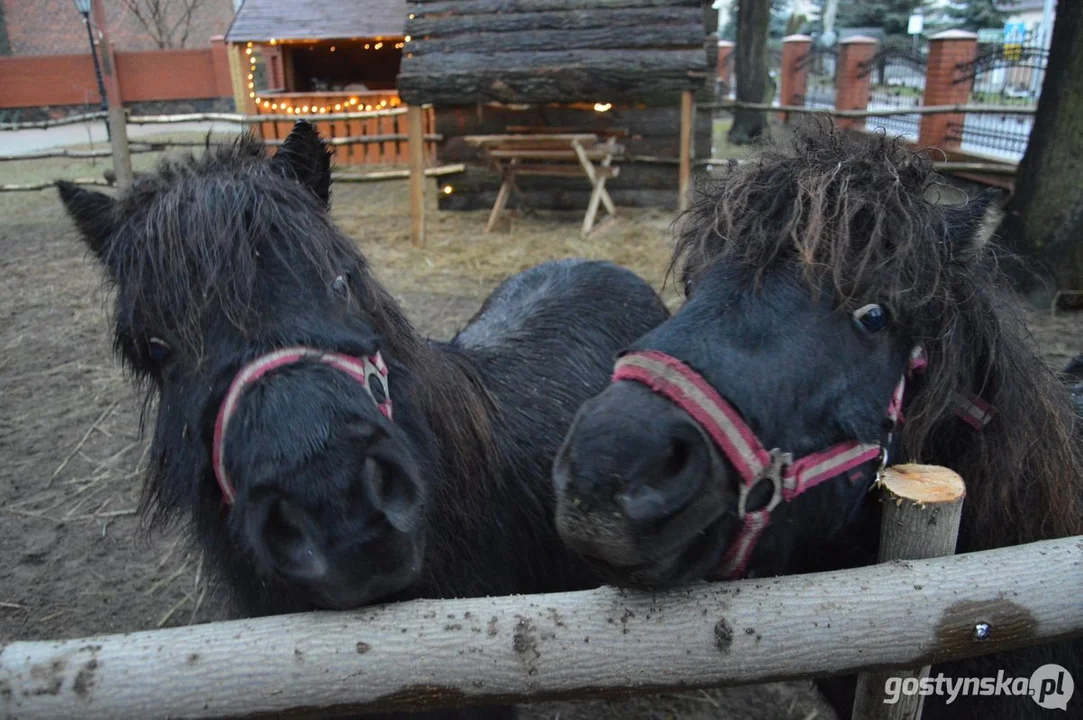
[
  {"left": 147, "top": 337, "right": 171, "bottom": 362},
  {"left": 853, "top": 304, "right": 888, "bottom": 333}
]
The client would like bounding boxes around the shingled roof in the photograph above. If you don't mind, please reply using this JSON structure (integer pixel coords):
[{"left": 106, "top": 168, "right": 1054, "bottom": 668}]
[
  {"left": 398, "top": 0, "right": 712, "bottom": 107},
  {"left": 226, "top": 0, "right": 408, "bottom": 42}
]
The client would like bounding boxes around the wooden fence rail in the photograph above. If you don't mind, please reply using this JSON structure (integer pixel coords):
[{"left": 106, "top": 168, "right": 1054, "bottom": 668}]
[
  {"left": 2, "top": 535, "right": 1079, "bottom": 719},
  {"left": 0, "top": 135, "right": 445, "bottom": 163},
  {"left": 700, "top": 101, "right": 1039, "bottom": 117}
]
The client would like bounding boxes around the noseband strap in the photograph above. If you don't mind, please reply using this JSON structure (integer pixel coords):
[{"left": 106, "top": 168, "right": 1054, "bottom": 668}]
[
  {"left": 612, "top": 348, "right": 924, "bottom": 580},
  {"left": 211, "top": 347, "right": 392, "bottom": 506}
]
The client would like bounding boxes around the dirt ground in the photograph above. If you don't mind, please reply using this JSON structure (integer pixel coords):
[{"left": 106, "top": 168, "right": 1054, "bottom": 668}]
[{"left": 0, "top": 141, "right": 1078, "bottom": 720}]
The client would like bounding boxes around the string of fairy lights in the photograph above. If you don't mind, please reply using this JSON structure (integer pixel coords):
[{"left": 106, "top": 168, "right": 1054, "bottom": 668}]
[{"left": 245, "top": 38, "right": 411, "bottom": 115}]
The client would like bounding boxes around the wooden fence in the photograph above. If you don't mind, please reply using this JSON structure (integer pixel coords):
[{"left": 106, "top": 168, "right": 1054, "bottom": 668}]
[{"left": 1, "top": 466, "right": 1080, "bottom": 719}]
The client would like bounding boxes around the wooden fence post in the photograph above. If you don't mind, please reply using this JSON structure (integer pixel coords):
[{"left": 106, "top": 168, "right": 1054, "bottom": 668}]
[
  {"left": 851, "top": 464, "right": 966, "bottom": 720},
  {"left": 678, "top": 90, "right": 693, "bottom": 212},
  {"left": 408, "top": 104, "right": 426, "bottom": 247},
  {"left": 90, "top": 0, "right": 132, "bottom": 190}
]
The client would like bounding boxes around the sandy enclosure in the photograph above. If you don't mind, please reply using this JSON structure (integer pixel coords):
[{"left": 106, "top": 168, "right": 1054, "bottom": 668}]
[{"left": 1, "top": 144, "right": 1078, "bottom": 719}]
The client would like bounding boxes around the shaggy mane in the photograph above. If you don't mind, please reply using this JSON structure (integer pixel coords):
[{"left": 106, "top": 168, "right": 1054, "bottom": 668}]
[
  {"left": 102, "top": 133, "right": 498, "bottom": 529},
  {"left": 674, "top": 124, "right": 1083, "bottom": 548}
]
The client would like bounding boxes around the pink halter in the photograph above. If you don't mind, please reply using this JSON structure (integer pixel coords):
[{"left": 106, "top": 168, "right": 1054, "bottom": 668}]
[
  {"left": 612, "top": 346, "right": 927, "bottom": 580},
  {"left": 211, "top": 347, "right": 392, "bottom": 505}
]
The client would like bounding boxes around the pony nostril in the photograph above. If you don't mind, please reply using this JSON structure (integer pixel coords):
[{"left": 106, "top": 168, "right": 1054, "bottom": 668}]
[
  {"left": 618, "top": 428, "right": 707, "bottom": 523},
  {"left": 663, "top": 436, "right": 692, "bottom": 478},
  {"left": 360, "top": 455, "right": 422, "bottom": 534}
]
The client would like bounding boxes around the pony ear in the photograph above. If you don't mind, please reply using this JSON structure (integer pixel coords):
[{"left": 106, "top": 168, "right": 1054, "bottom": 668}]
[
  {"left": 944, "top": 188, "right": 1004, "bottom": 260},
  {"left": 270, "top": 120, "right": 332, "bottom": 207},
  {"left": 57, "top": 181, "right": 117, "bottom": 260}
]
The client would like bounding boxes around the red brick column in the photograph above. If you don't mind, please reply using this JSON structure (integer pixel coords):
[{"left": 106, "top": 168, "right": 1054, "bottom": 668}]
[
  {"left": 834, "top": 35, "right": 878, "bottom": 130},
  {"left": 716, "top": 40, "right": 734, "bottom": 95},
  {"left": 780, "top": 34, "right": 812, "bottom": 121},
  {"left": 209, "top": 36, "right": 233, "bottom": 99},
  {"left": 918, "top": 30, "right": 978, "bottom": 151}
]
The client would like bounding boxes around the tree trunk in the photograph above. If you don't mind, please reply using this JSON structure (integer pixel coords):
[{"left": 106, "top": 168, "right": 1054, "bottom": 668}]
[
  {"left": 728, "top": 0, "right": 771, "bottom": 144},
  {"left": 1001, "top": 0, "right": 1083, "bottom": 294}
]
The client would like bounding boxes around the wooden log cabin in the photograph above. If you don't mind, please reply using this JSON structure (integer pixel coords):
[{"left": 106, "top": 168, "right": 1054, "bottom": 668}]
[
  {"left": 398, "top": 0, "right": 718, "bottom": 210},
  {"left": 225, "top": 0, "right": 435, "bottom": 165}
]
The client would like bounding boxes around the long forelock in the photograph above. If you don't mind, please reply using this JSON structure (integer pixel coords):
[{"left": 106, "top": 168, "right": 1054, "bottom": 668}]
[
  {"left": 104, "top": 135, "right": 362, "bottom": 365},
  {"left": 674, "top": 124, "right": 1083, "bottom": 545}
]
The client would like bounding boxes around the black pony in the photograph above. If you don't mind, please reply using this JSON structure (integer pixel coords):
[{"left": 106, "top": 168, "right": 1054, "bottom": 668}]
[
  {"left": 58, "top": 121, "right": 668, "bottom": 626},
  {"left": 553, "top": 127, "right": 1082, "bottom": 719}
]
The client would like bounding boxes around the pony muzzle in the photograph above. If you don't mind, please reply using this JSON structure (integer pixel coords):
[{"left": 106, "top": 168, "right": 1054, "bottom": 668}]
[{"left": 552, "top": 381, "right": 735, "bottom": 573}]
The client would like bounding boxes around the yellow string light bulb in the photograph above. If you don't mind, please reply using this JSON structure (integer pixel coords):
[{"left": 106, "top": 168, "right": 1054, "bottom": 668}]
[
  {"left": 364, "top": 44, "right": 370, "bottom": 49},
  {"left": 246, "top": 42, "right": 253, "bottom": 48},
  {"left": 330, "top": 46, "right": 336, "bottom": 52},
  {"left": 594, "top": 102, "right": 612, "bottom": 112},
  {"left": 302, "top": 105, "right": 310, "bottom": 113},
  {"left": 245, "top": 48, "right": 252, "bottom": 55},
  {"left": 334, "top": 104, "right": 342, "bottom": 111},
  {"left": 408, "top": 13, "right": 414, "bottom": 19},
  {"left": 405, "top": 35, "right": 411, "bottom": 42},
  {"left": 249, "top": 92, "right": 255, "bottom": 98},
  {"left": 255, "top": 97, "right": 262, "bottom": 104},
  {"left": 271, "top": 103, "right": 278, "bottom": 109},
  {"left": 442, "top": 185, "right": 453, "bottom": 195},
  {"left": 270, "top": 38, "right": 277, "bottom": 45},
  {"left": 374, "top": 42, "right": 383, "bottom": 49}
]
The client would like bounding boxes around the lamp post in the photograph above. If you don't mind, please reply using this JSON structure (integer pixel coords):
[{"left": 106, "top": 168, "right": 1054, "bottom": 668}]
[{"left": 72, "top": 0, "right": 111, "bottom": 139}]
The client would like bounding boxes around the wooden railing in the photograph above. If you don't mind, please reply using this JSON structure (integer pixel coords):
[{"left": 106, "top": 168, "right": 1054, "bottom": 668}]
[{"left": 252, "top": 90, "right": 436, "bottom": 165}]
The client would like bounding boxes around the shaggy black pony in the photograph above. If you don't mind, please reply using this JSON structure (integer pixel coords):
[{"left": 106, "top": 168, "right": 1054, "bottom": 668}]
[
  {"left": 553, "top": 126, "right": 1082, "bottom": 719},
  {"left": 58, "top": 121, "right": 668, "bottom": 631}
]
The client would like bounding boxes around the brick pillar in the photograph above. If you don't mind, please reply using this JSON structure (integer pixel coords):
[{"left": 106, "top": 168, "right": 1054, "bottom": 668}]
[
  {"left": 918, "top": 30, "right": 978, "bottom": 151},
  {"left": 834, "top": 35, "right": 878, "bottom": 130},
  {"left": 717, "top": 40, "right": 734, "bottom": 96},
  {"left": 209, "top": 36, "right": 233, "bottom": 99},
  {"left": 780, "top": 34, "right": 812, "bottom": 121}
]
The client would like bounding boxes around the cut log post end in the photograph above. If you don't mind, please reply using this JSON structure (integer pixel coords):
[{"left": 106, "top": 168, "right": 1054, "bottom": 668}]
[{"left": 853, "top": 464, "right": 967, "bottom": 720}]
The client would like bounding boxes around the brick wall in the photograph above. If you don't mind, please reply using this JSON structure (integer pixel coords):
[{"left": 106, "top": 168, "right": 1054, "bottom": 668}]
[
  {"left": 0, "top": 47, "right": 232, "bottom": 108},
  {"left": 1, "top": 0, "right": 234, "bottom": 56}
]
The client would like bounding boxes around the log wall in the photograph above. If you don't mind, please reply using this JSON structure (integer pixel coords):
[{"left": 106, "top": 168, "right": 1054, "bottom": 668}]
[
  {"left": 399, "top": 0, "right": 715, "bottom": 107},
  {"left": 434, "top": 103, "right": 712, "bottom": 210}
]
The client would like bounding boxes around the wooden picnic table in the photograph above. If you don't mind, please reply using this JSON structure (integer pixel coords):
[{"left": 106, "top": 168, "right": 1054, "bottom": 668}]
[{"left": 464, "top": 133, "right": 625, "bottom": 236}]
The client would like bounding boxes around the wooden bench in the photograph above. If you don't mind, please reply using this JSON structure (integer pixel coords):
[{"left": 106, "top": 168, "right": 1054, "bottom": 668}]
[{"left": 464, "top": 133, "right": 625, "bottom": 236}]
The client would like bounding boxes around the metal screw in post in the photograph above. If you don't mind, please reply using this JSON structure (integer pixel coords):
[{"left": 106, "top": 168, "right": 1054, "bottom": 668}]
[{"left": 73, "top": 0, "right": 111, "bottom": 141}]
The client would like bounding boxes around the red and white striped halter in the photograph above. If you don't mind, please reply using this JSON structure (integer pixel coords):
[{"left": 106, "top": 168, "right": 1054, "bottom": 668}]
[
  {"left": 211, "top": 347, "right": 392, "bottom": 506},
  {"left": 612, "top": 346, "right": 993, "bottom": 580}
]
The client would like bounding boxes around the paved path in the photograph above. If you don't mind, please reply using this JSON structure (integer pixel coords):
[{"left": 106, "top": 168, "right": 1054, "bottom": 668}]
[{"left": 0, "top": 120, "right": 246, "bottom": 156}]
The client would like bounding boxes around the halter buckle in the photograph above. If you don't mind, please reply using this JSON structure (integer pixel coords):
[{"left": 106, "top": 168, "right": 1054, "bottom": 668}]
[{"left": 737, "top": 449, "right": 793, "bottom": 519}]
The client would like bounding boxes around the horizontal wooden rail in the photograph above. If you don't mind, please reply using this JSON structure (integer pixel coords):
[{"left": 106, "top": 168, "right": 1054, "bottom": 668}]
[
  {"left": 700, "top": 101, "right": 1038, "bottom": 117},
  {"left": 1, "top": 536, "right": 1079, "bottom": 719},
  {"left": 126, "top": 109, "right": 410, "bottom": 125},
  {"left": 0, "top": 165, "right": 466, "bottom": 192},
  {"left": 0, "top": 111, "right": 109, "bottom": 131},
  {"left": 0, "top": 178, "right": 113, "bottom": 192},
  {"left": 0, "top": 135, "right": 445, "bottom": 163}
]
